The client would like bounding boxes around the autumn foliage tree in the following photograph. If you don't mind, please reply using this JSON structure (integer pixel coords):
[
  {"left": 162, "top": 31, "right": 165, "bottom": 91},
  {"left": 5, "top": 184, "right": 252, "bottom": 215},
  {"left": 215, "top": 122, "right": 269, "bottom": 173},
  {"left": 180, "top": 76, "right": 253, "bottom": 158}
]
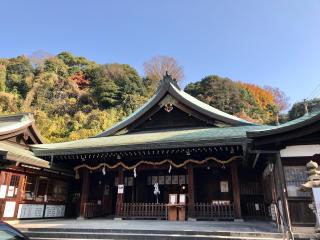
[
  {"left": 69, "top": 72, "right": 90, "bottom": 90},
  {"left": 264, "top": 86, "right": 290, "bottom": 112},
  {"left": 185, "top": 76, "right": 283, "bottom": 124}
]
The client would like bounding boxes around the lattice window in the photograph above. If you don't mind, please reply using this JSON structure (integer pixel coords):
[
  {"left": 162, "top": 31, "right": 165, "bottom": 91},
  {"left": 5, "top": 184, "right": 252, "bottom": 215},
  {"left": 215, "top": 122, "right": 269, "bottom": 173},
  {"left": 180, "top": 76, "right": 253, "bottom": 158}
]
[
  {"left": 24, "top": 175, "right": 37, "bottom": 200},
  {"left": 7, "top": 175, "right": 20, "bottom": 197},
  {"left": 284, "top": 166, "right": 311, "bottom": 198}
]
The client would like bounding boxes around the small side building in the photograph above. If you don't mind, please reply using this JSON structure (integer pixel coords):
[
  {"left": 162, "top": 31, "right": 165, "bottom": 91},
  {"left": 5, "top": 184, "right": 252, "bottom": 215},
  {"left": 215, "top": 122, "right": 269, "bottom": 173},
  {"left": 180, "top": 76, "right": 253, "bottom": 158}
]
[
  {"left": 0, "top": 113, "right": 74, "bottom": 220},
  {"left": 247, "top": 112, "right": 320, "bottom": 227}
]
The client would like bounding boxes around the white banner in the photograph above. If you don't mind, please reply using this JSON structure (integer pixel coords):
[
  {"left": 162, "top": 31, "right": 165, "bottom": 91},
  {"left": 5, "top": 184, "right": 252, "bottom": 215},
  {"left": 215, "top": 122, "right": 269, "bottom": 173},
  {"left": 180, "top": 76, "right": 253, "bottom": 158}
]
[
  {"left": 17, "top": 204, "right": 44, "bottom": 219},
  {"left": 44, "top": 205, "right": 65, "bottom": 218}
]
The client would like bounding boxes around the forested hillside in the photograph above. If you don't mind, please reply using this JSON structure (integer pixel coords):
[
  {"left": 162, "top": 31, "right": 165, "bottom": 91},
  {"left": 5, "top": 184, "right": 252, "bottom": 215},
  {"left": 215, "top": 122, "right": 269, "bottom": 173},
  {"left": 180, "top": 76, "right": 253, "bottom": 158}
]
[{"left": 0, "top": 52, "right": 290, "bottom": 143}]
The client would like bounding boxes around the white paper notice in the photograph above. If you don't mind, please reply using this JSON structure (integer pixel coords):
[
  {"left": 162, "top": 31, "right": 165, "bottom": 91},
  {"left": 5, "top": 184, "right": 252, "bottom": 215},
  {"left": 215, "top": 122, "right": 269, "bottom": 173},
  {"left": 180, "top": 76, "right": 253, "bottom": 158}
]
[
  {"left": 7, "top": 186, "right": 14, "bottom": 197},
  {"left": 220, "top": 181, "right": 229, "bottom": 193},
  {"left": 312, "top": 188, "right": 320, "bottom": 222},
  {"left": 3, "top": 201, "right": 16, "bottom": 217},
  {"left": 0, "top": 185, "right": 7, "bottom": 198},
  {"left": 118, "top": 184, "right": 124, "bottom": 194},
  {"left": 169, "top": 194, "right": 177, "bottom": 204},
  {"left": 255, "top": 203, "right": 260, "bottom": 211},
  {"left": 179, "top": 194, "right": 186, "bottom": 204}
]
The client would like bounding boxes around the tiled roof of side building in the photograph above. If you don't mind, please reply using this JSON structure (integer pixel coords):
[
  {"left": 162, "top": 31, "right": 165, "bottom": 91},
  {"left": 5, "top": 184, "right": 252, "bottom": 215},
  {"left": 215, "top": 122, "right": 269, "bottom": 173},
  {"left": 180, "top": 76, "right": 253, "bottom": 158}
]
[
  {"left": 0, "top": 113, "right": 34, "bottom": 133},
  {"left": 0, "top": 142, "right": 50, "bottom": 168}
]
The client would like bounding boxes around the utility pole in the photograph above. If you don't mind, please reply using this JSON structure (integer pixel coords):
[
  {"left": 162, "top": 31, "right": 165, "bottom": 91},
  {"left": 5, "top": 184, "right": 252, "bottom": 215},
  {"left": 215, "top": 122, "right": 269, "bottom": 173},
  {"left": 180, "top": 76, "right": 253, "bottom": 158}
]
[{"left": 303, "top": 99, "right": 309, "bottom": 115}]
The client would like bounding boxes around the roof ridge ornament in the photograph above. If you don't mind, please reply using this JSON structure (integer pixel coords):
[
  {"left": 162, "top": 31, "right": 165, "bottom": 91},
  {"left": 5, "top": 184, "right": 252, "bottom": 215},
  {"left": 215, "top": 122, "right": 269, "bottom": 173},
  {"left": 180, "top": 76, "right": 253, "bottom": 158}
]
[{"left": 158, "top": 71, "right": 180, "bottom": 90}]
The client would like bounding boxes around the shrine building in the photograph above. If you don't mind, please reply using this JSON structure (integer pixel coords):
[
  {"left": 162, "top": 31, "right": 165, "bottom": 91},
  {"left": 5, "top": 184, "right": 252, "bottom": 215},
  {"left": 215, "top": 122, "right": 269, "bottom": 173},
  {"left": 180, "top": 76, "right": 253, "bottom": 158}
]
[{"left": 0, "top": 74, "right": 319, "bottom": 230}]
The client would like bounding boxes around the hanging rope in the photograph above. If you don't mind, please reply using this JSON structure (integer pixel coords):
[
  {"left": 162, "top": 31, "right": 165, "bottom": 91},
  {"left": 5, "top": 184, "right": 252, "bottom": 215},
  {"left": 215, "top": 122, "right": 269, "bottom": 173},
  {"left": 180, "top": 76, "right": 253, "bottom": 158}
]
[{"left": 74, "top": 155, "right": 241, "bottom": 179}]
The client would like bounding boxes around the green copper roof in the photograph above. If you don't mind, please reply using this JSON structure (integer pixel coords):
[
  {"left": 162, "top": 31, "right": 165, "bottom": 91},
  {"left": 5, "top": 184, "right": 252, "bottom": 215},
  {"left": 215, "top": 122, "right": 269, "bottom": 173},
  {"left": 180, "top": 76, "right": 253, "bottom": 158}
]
[
  {"left": 247, "top": 111, "right": 320, "bottom": 138},
  {"left": 32, "top": 125, "right": 268, "bottom": 156}
]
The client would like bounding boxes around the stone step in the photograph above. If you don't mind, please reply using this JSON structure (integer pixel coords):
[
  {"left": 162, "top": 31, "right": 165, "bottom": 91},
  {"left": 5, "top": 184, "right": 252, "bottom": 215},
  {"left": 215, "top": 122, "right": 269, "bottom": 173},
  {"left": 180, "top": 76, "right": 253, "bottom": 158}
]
[
  {"left": 24, "top": 231, "right": 283, "bottom": 240},
  {"left": 30, "top": 238, "right": 117, "bottom": 240},
  {"left": 21, "top": 229, "right": 284, "bottom": 240},
  {"left": 20, "top": 228, "right": 283, "bottom": 238}
]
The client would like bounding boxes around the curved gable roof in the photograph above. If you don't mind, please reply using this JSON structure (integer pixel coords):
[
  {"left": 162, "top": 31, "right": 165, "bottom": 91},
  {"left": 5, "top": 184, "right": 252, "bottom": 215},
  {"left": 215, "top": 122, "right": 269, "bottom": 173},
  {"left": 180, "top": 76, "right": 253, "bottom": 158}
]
[{"left": 96, "top": 75, "right": 254, "bottom": 137}]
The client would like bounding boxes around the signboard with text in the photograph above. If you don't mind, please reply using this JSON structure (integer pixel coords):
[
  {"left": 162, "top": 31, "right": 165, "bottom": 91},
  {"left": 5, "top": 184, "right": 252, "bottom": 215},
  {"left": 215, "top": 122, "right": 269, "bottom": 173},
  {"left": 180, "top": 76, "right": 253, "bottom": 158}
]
[{"left": 118, "top": 184, "right": 124, "bottom": 194}]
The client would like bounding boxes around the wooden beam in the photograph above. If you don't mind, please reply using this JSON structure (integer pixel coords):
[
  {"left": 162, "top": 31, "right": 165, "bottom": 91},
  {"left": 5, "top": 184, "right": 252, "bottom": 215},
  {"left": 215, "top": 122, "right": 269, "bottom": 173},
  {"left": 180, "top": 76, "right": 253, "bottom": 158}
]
[{"left": 231, "top": 161, "right": 242, "bottom": 219}]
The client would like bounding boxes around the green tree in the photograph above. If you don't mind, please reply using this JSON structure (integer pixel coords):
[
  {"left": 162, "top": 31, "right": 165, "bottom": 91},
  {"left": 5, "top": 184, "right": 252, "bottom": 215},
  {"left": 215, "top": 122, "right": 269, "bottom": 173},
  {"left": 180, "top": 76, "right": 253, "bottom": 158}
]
[
  {"left": 43, "top": 57, "right": 69, "bottom": 78},
  {"left": 57, "top": 51, "right": 96, "bottom": 75},
  {"left": 0, "top": 92, "right": 20, "bottom": 113},
  {"left": 288, "top": 98, "right": 320, "bottom": 120},
  {"left": 185, "top": 75, "right": 279, "bottom": 124},
  {"left": 185, "top": 75, "right": 244, "bottom": 115},
  {"left": 91, "top": 64, "right": 147, "bottom": 113},
  {"left": 0, "top": 64, "right": 6, "bottom": 92},
  {"left": 5, "top": 56, "right": 34, "bottom": 97}
]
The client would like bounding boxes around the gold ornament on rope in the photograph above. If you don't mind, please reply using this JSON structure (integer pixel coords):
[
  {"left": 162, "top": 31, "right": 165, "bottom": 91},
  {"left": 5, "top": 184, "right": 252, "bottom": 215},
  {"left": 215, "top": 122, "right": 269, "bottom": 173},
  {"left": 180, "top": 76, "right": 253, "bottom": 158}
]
[{"left": 74, "top": 155, "right": 241, "bottom": 179}]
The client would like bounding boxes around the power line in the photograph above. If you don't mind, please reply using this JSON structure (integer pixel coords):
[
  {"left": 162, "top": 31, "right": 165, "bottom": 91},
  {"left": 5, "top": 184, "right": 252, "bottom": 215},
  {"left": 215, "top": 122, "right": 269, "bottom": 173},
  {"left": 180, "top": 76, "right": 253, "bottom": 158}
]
[
  {"left": 307, "top": 82, "right": 320, "bottom": 100},
  {"left": 308, "top": 84, "right": 320, "bottom": 99}
]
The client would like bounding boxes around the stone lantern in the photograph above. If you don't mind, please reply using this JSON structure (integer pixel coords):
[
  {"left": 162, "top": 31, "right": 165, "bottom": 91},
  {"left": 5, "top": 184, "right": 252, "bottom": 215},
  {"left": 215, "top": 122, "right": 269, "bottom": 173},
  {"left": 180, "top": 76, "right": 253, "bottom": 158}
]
[{"left": 300, "top": 160, "right": 320, "bottom": 233}]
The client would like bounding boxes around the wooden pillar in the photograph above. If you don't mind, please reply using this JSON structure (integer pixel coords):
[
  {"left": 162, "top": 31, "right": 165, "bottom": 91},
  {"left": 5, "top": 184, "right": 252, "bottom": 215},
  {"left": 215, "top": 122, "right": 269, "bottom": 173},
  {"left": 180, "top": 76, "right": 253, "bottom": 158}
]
[
  {"left": 274, "top": 152, "right": 294, "bottom": 239},
  {"left": 115, "top": 169, "right": 124, "bottom": 217},
  {"left": 187, "top": 166, "right": 195, "bottom": 220},
  {"left": 79, "top": 168, "right": 89, "bottom": 219},
  {"left": 231, "top": 161, "right": 242, "bottom": 220}
]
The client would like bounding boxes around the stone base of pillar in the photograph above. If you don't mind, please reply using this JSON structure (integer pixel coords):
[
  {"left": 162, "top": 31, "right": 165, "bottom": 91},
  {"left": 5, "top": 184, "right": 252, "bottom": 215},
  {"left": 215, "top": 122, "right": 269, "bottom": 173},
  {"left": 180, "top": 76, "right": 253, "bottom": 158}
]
[
  {"left": 113, "top": 217, "right": 123, "bottom": 220},
  {"left": 76, "top": 216, "right": 85, "bottom": 220},
  {"left": 187, "top": 217, "right": 197, "bottom": 221}
]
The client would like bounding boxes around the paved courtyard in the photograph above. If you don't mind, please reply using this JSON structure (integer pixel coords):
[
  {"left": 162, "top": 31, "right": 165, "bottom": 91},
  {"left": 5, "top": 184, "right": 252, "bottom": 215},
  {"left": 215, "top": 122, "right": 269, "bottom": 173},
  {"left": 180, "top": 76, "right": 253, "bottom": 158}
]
[{"left": 7, "top": 218, "right": 279, "bottom": 233}]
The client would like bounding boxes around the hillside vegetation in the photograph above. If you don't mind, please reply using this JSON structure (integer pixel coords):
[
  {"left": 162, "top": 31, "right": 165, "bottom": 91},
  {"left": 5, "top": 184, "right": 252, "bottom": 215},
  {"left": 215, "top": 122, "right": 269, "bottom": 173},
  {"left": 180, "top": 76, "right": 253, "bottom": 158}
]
[{"left": 0, "top": 52, "right": 289, "bottom": 143}]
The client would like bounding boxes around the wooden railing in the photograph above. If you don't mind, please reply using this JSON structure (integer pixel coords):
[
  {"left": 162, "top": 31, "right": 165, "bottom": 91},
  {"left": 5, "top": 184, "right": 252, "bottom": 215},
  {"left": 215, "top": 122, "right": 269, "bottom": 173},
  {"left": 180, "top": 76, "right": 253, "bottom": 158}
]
[
  {"left": 117, "top": 203, "right": 167, "bottom": 219},
  {"left": 84, "top": 202, "right": 103, "bottom": 218},
  {"left": 189, "top": 202, "right": 234, "bottom": 220},
  {"left": 87, "top": 202, "right": 269, "bottom": 220},
  {"left": 244, "top": 202, "right": 270, "bottom": 218}
]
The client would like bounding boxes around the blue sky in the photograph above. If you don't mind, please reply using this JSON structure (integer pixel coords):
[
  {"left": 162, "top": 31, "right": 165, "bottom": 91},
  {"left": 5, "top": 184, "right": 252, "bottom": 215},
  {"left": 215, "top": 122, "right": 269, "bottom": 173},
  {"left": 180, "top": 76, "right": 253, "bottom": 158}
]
[{"left": 1, "top": 0, "right": 320, "bottom": 105}]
